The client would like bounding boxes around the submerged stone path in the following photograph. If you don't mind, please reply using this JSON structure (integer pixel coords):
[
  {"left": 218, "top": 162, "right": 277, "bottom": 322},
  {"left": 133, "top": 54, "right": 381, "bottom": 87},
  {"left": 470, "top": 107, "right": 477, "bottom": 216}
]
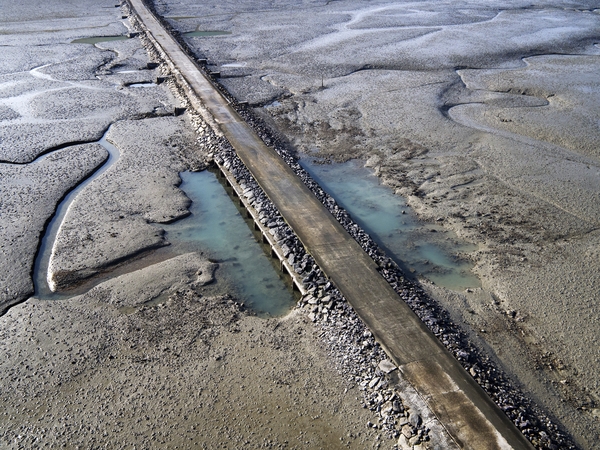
[{"left": 127, "top": 1, "right": 534, "bottom": 448}]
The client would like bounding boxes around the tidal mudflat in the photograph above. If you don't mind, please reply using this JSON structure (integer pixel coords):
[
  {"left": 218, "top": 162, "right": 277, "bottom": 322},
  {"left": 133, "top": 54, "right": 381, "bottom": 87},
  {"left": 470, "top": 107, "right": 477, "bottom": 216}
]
[
  {"left": 0, "top": 1, "right": 420, "bottom": 448},
  {"left": 157, "top": 0, "right": 600, "bottom": 446}
]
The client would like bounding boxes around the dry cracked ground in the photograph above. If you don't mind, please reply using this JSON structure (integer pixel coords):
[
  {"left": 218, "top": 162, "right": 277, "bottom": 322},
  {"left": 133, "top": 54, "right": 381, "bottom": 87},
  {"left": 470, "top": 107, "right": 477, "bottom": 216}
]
[
  {"left": 0, "top": 1, "right": 402, "bottom": 448},
  {"left": 153, "top": 0, "right": 600, "bottom": 447}
]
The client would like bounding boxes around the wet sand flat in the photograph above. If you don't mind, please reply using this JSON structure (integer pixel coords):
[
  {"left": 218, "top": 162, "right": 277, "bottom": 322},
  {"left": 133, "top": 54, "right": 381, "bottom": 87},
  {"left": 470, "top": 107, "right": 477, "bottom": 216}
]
[
  {"left": 0, "top": 1, "right": 410, "bottom": 448},
  {"left": 155, "top": 0, "right": 600, "bottom": 447},
  {"left": 0, "top": 255, "right": 394, "bottom": 448}
]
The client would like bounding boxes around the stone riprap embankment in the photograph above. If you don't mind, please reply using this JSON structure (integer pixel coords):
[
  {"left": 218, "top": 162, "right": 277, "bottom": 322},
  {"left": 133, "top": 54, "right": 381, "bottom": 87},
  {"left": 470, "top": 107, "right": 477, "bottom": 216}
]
[
  {"left": 213, "top": 147, "right": 445, "bottom": 447},
  {"left": 212, "top": 129, "right": 574, "bottom": 449},
  {"left": 127, "top": 0, "right": 576, "bottom": 446}
]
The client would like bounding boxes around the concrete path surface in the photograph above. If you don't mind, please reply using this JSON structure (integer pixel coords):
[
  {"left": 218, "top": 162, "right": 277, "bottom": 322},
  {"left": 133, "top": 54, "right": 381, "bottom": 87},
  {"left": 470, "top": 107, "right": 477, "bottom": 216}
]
[{"left": 127, "top": 0, "right": 534, "bottom": 448}]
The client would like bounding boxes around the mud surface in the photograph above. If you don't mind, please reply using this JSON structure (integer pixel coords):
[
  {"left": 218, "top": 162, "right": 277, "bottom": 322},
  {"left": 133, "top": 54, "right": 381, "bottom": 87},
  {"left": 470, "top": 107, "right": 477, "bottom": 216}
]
[
  {"left": 155, "top": 0, "right": 600, "bottom": 446},
  {"left": 0, "top": 145, "right": 107, "bottom": 313},
  {"left": 0, "top": 254, "right": 394, "bottom": 449},
  {"left": 0, "top": 1, "right": 424, "bottom": 448},
  {"left": 0, "top": 0, "right": 191, "bottom": 312},
  {"left": 47, "top": 117, "right": 195, "bottom": 291}
]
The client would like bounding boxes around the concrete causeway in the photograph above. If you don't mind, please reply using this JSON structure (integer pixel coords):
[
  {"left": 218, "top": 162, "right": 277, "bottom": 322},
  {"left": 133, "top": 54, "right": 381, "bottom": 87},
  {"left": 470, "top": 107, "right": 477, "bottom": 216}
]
[{"left": 127, "top": 0, "right": 534, "bottom": 447}]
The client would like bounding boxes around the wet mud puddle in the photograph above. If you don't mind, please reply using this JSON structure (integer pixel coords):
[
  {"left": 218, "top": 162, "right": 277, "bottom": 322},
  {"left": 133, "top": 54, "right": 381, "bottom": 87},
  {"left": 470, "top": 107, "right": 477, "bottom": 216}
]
[
  {"left": 71, "top": 36, "right": 130, "bottom": 45},
  {"left": 183, "top": 30, "right": 231, "bottom": 38},
  {"left": 164, "top": 170, "right": 295, "bottom": 317},
  {"left": 300, "top": 157, "right": 481, "bottom": 291}
]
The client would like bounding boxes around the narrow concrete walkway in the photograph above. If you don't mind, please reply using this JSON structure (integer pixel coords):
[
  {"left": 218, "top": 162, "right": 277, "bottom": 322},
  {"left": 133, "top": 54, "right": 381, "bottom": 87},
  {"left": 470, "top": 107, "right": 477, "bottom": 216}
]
[{"left": 128, "top": 1, "right": 534, "bottom": 448}]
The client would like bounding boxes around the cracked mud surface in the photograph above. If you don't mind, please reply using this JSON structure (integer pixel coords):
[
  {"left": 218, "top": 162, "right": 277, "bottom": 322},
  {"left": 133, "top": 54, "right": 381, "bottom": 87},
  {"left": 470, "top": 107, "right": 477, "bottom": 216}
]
[{"left": 156, "top": 0, "right": 600, "bottom": 446}]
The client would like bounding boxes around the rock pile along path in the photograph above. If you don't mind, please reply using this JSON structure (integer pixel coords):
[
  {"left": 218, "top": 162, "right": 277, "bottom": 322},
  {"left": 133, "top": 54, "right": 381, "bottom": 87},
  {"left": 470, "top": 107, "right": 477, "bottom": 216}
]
[{"left": 127, "top": 0, "right": 534, "bottom": 448}]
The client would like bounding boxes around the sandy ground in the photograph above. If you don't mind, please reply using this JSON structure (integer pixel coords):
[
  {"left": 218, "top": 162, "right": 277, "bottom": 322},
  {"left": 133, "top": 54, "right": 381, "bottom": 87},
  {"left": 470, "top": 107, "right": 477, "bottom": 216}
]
[
  {"left": 0, "top": 1, "right": 419, "bottom": 448},
  {"left": 0, "top": 254, "right": 397, "bottom": 449},
  {"left": 154, "top": 0, "right": 600, "bottom": 447}
]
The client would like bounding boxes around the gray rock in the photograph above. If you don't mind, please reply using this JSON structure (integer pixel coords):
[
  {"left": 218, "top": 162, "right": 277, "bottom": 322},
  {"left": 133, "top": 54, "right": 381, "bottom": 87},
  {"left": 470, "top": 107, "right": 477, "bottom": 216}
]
[
  {"left": 409, "top": 435, "right": 421, "bottom": 446},
  {"left": 409, "top": 411, "right": 422, "bottom": 428},
  {"left": 397, "top": 434, "right": 411, "bottom": 450},
  {"left": 401, "top": 424, "right": 413, "bottom": 439},
  {"left": 368, "top": 377, "right": 380, "bottom": 389},
  {"left": 378, "top": 359, "right": 397, "bottom": 374}
]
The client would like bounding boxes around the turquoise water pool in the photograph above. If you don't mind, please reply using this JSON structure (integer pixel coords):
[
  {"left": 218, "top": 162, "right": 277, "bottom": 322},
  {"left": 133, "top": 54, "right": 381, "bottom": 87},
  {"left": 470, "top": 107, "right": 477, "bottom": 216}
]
[
  {"left": 300, "top": 158, "right": 480, "bottom": 291},
  {"left": 165, "top": 170, "right": 295, "bottom": 316}
]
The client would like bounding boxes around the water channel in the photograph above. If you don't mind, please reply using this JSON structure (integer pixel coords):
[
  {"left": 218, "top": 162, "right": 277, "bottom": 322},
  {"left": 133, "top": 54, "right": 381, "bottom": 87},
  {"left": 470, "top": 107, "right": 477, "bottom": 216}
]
[
  {"left": 300, "top": 157, "right": 481, "bottom": 291},
  {"left": 71, "top": 35, "right": 130, "bottom": 45},
  {"left": 33, "top": 130, "right": 120, "bottom": 300}
]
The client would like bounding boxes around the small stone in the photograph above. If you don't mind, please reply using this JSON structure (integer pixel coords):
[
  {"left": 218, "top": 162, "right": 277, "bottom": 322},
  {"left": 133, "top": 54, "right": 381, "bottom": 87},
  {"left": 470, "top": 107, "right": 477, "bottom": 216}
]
[
  {"left": 401, "top": 424, "right": 413, "bottom": 439},
  {"left": 397, "top": 434, "right": 411, "bottom": 450},
  {"left": 306, "top": 296, "right": 318, "bottom": 305},
  {"left": 409, "top": 411, "right": 421, "bottom": 427},
  {"left": 378, "top": 359, "right": 397, "bottom": 374},
  {"left": 368, "top": 377, "right": 380, "bottom": 389},
  {"left": 409, "top": 435, "right": 421, "bottom": 446},
  {"left": 380, "top": 401, "right": 393, "bottom": 416}
]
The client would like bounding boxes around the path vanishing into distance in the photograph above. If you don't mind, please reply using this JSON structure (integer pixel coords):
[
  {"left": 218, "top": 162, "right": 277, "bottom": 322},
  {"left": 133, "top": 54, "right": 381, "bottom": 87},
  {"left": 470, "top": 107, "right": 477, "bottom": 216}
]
[{"left": 127, "top": 0, "right": 534, "bottom": 448}]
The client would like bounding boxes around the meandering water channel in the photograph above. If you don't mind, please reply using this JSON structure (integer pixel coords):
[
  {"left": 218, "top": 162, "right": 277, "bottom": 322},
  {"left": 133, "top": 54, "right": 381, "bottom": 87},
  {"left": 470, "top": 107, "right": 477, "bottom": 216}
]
[{"left": 33, "top": 130, "right": 121, "bottom": 300}]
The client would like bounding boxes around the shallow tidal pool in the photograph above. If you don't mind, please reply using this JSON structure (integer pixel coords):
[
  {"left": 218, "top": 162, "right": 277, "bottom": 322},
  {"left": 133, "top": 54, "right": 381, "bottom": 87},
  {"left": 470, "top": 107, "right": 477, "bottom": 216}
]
[
  {"left": 166, "top": 170, "right": 296, "bottom": 317},
  {"left": 300, "top": 157, "right": 481, "bottom": 291}
]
